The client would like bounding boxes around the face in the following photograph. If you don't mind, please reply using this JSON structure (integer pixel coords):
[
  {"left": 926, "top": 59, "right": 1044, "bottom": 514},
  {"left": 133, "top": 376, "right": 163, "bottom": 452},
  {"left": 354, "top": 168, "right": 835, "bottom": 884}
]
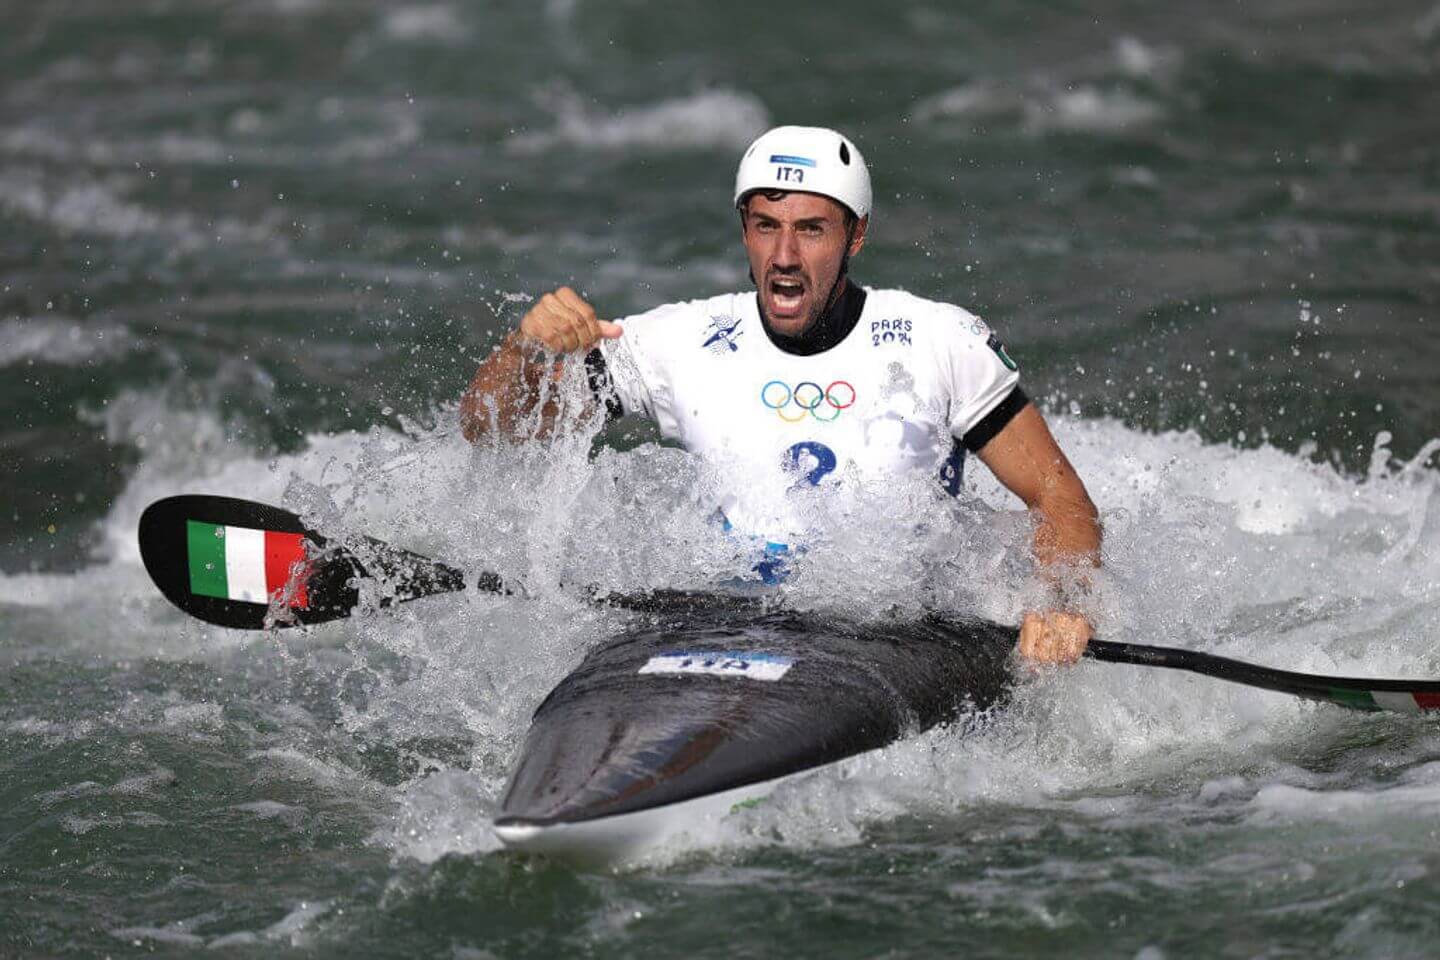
[{"left": 741, "top": 191, "right": 867, "bottom": 337}]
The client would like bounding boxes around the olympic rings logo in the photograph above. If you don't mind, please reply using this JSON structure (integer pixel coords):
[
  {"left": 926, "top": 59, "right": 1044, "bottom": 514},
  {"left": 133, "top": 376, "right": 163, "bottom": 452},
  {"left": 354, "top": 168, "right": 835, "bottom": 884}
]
[{"left": 760, "top": 380, "right": 857, "bottom": 422}]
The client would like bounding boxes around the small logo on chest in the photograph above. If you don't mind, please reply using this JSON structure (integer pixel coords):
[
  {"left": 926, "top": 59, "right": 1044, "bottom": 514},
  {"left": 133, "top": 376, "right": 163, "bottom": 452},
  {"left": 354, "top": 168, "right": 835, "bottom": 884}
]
[
  {"left": 702, "top": 315, "right": 743, "bottom": 353},
  {"left": 871, "top": 318, "right": 912, "bottom": 346}
]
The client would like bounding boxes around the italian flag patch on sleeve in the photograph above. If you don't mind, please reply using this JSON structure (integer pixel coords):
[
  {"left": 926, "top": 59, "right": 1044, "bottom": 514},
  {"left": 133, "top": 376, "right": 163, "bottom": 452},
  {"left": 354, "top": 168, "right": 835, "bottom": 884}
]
[{"left": 186, "top": 520, "right": 310, "bottom": 608}]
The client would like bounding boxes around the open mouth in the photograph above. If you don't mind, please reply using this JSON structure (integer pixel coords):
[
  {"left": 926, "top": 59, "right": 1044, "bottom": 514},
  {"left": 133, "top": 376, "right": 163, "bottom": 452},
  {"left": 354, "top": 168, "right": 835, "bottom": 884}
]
[{"left": 768, "top": 275, "right": 807, "bottom": 316}]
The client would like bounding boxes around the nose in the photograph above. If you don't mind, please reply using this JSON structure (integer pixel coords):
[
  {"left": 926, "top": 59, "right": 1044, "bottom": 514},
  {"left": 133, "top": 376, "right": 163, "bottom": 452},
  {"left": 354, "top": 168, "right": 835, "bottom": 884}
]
[{"left": 773, "top": 226, "right": 802, "bottom": 269}]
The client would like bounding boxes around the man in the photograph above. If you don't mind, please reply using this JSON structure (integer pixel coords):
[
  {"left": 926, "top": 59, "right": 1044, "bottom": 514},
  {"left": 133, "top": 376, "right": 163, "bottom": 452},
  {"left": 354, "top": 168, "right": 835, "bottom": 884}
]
[{"left": 461, "top": 125, "right": 1100, "bottom": 663}]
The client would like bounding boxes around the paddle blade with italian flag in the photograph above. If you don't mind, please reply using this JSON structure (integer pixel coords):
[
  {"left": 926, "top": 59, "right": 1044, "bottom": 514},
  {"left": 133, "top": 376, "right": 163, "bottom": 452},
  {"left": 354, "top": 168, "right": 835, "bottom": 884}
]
[
  {"left": 139, "top": 495, "right": 466, "bottom": 629},
  {"left": 185, "top": 520, "right": 310, "bottom": 608}
]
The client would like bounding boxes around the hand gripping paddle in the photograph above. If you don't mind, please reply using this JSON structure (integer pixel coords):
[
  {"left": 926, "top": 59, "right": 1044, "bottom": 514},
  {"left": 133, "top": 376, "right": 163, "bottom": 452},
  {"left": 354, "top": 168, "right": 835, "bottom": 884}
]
[{"left": 138, "top": 495, "right": 1440, "bottom": 714}]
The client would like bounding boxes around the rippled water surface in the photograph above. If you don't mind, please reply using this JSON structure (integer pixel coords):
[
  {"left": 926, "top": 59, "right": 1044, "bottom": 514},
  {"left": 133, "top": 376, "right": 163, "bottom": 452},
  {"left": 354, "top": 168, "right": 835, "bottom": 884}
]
[{"left": 3, "top": 1, "right": 1439, "bottom": 956}]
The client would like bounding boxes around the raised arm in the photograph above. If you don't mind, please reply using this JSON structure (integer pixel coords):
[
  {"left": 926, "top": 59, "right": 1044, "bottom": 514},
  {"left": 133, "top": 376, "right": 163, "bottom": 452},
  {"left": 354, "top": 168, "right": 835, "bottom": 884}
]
[
  {"left": 460, "top": 286, "right": 622, "bottom": 442},
  {"left": 974, "top": 402, "right": 1101, "bottom": 663}
]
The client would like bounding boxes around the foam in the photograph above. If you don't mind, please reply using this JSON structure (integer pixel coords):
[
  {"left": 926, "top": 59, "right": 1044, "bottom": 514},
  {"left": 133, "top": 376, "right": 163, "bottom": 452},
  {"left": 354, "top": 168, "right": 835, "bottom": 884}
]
[
  {"left": 0, "top": 317, "right": 135, "bottom": 367},
  {"left": 382, "top": 5, "right": 466, "bottom": 42},
  {"left": 114, "top": 899, "right": 334, "bottom": 950},
  {"left": 0, "top": 169, "right": 161, "bottom": 237},
  {"left": 0, "top": 168, "right": 281, "bottom": 252},
  {"left": 909, "top": 37, "right": 1176, "bottom": 137},
  {"left": 0, "top": 101, "right": 420, "bottom": 167},
  {"left": 232, "top": 800, "right": 304, "bottom": 821},
  {"left": 10, "top": 381, "right": 1439, "bottom": 866},
  {"left": 909, "top": 82, "right": 1164, "bottom": 135},
  {"left": 160, "top": 702, "right": 225, "bottom": 730},
  {"left": 506, "top": 89, "right": 770, "bottom": 155},
  {"left": 108, "top": 926, "right": 206, "bottom": 948},
  {"left": 375, "top": 769, "right": 504, "bottom": 863},
  {"left": 1249, "top": 761, "right": 1440, "bottom": 822},
  {"left": 110, "top": 768, "right": 178, "bottom": 795},
  {"left": 248, "top": 747, "right": 384, "bottom": 795},
  {"left": 1029, "top": 86, "right": 1164, "bottom": 134},
  {"left": 582, "top": 419, "right": 1440, "bottom": 863}
]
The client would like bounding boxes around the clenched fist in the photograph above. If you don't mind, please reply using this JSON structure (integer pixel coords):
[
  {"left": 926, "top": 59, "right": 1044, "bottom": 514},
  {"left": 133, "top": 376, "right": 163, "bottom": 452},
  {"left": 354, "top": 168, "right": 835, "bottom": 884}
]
[
  {"left": 1017, "top": 610, "right": 1092, "bottom": 664},
  {"left": 520, "top": 286, "right": 623, "bottom": 354}
]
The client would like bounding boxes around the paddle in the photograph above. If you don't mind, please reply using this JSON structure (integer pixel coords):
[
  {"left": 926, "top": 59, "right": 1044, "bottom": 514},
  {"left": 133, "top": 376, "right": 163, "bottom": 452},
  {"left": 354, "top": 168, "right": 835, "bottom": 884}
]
[
  {"left": 138, "top": 495, "right": 755, "bottom": 629},
  {"left": 1084, "top": 639, "right": 1440, "bottom": 714},
  {"left": 139, "top": 494, "right": 478, "bottom": 629},
  {"left": 139, "top": 494, "right": 1440, "bottom": 714}
]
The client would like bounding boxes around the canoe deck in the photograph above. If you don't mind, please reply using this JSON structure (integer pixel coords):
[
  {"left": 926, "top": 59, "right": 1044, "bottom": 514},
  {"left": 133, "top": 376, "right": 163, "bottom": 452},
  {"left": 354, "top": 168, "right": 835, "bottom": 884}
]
[{"left": 495, "top": 599, "right": 1019, "bottom": 858}]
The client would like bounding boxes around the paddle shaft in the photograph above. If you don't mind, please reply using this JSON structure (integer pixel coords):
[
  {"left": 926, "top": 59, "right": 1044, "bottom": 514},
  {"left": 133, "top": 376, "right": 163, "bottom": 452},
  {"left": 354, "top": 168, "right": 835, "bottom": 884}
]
[{"left": 1087, "top": 639, "right": 1440, "bottom": 713}]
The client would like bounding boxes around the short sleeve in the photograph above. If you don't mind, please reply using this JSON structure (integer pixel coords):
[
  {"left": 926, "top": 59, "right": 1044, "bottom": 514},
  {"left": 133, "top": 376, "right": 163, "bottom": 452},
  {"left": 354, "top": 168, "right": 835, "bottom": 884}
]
[
  {"left": 596, "top": 305, "right": 681, "bottom": 437},
  {"left": 943, "top": 311, "right": 1022, "bottom": 440}
]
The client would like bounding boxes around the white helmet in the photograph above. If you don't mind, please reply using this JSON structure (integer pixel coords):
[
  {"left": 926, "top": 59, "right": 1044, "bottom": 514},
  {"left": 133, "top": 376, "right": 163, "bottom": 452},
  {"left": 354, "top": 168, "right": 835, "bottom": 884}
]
[{"left": 734, "top": 125, "right": 872, "bottom": 220}]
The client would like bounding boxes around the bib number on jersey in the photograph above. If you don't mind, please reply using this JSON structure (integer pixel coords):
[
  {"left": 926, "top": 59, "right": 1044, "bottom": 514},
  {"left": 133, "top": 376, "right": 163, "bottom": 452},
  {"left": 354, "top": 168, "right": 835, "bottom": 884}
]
[{"left": 784, "top": 441, "right": 837, "bottom": 487}]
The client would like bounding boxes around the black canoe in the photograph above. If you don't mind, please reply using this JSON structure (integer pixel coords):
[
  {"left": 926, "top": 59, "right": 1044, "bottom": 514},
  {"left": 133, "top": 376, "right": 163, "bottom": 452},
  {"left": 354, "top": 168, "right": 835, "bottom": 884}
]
[{"left": 493, "top": 595, "right": 1019, "bottom": 861}]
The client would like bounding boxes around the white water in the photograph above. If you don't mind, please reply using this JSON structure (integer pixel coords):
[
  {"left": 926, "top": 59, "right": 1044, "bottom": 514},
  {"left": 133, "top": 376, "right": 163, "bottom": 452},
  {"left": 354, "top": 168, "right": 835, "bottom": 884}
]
[
  {"left": 505, "top": 88, "right": 770, "bottom": 155},
  {"left": 6, "top": 387, "right": 1439, "bottom": 869}
]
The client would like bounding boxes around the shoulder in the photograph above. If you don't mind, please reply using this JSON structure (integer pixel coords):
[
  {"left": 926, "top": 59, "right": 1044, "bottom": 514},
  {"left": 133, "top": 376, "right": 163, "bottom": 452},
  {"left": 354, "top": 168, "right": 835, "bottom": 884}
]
[
  {"left": 865, "top": 287, "right": 993, "bottom": 343},
  {"left": 615, "top": 292, "right": 746, "bottom": 336}
]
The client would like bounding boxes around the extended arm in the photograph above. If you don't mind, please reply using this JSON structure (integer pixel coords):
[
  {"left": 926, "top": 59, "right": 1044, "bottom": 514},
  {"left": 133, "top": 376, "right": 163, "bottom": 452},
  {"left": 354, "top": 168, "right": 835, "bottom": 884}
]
[
  {"left": 975, "top": 402, "right": 1101, "bottom": 661},
  {"left": 460, "top": 286, "right": 622, "bottom": 442}
]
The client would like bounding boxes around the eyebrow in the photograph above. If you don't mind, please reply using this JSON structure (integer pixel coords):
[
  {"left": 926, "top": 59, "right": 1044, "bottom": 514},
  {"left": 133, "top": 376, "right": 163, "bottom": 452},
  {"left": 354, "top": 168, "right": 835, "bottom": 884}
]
[{"left": 750, "top": 212, "right": 833, "bottom": 228}]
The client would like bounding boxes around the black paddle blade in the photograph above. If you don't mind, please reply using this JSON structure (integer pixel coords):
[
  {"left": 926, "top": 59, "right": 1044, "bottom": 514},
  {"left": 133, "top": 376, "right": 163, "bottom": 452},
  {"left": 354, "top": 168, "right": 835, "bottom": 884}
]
[{"left": 138, "top": 495, "right": 468, "bottom": 629}]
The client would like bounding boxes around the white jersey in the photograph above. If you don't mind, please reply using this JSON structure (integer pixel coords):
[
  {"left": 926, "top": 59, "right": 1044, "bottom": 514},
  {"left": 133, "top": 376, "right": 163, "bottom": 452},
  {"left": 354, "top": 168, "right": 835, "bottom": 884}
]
[{"left": 598, "top": 287, "right": 1022, "bottom": 538}]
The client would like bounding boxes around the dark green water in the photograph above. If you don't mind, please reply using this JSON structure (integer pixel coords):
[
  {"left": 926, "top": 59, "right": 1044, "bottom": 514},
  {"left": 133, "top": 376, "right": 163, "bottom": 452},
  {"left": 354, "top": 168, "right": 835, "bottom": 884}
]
[{"left": 3, "top": 1, "right": 1439, "bottom": 956}]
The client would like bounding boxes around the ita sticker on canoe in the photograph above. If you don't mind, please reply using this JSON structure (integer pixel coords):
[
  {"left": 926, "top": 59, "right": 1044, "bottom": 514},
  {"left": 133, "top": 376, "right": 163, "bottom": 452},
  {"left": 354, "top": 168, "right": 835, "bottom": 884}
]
[{"left": 639, "top": 651, "right": 794, "bottom": 682}]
